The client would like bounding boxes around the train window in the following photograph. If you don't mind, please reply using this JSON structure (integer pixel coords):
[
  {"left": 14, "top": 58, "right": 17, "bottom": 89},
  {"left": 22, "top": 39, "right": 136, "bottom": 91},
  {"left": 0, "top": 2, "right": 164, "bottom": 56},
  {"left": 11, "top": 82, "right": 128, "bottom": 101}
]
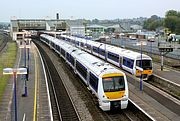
[
  {"left": 89, "top": 72, "right": 98, "bottom": 92},
  {"left": 119, "top": 56, "right": 122, "bottom": 66},
  {"left": 80, "top": 42, "right": 84, "bottom": 47},
  {"left": 93, "top": 46, "right": 98, "bottom": 53},
  {"left": 136, "top": 60, "right": 152, "bottom": 69},
  {"left": 76, "top": 41, "right": 79, "bottom": 46},
  {"left": 123, "top": 57, "right": 134, "bottom": 69},
  {"left": 66, "top": 52, "right": 70, "bottom": 62},
  {"left": 47, "top": 39, "right": 49, "bottom": 44},
  {"left": 51, "top": 42, "right": 55, "bottom": 47},
  {"left": 65, "top": 38, "right": 69, "bottom": 41},
  {"left": 114, "top": 77, "right": 125, "bottom": 90},
  {"left": 71, "top": 40, "right": 75, "bottom": 44},
  {"left": 86, "top": 44, "right": 91, "bottom": 50},
  {"left": 57, "top": 46, "right": 60, "bottom": 52},
  {"left": 69, "top": 55, "right": 75, "bottom": 66},
  {"left": 108, "top": 52, "right": 119, "bottom": 62},
  {"left": 103, "top": 76, "right": 125, "bottom": 92},
  {"left": 99, "top": 49, "right": 105, "bottom": 56},
  {"left": 61, "top": 48, "right": 65, "bottom": 57},
  {"left": 76, "top": 61, "right": 87, "bottom": 80}
]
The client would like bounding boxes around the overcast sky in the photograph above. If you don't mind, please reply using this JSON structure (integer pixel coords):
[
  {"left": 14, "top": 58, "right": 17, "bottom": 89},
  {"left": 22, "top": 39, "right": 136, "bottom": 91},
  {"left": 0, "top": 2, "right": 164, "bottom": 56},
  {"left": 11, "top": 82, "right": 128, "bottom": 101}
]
[{"left": 1, "top": 0, "right": 180, "bottom": 22}]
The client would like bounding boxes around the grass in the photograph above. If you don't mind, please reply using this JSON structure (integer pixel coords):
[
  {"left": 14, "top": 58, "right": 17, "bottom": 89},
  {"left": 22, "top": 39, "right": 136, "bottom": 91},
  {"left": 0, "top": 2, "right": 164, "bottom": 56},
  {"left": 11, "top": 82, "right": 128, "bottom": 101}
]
[
  {"left": 0, "top": 34, "right": 3, "bottom": 45},
  {"left": 0, "top": 41, "right": 17, "bottom": 104}
]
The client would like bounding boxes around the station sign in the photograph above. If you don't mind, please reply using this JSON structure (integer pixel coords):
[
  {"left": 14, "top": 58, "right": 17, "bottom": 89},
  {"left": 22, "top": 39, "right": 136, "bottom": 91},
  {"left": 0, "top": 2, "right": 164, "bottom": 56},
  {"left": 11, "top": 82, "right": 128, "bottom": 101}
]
[
  {"left": 158, "top": 47, "right": 173, "bottom": 52},
  {"left": 3, "top": 68, "right": 27, "bottom": 75}
]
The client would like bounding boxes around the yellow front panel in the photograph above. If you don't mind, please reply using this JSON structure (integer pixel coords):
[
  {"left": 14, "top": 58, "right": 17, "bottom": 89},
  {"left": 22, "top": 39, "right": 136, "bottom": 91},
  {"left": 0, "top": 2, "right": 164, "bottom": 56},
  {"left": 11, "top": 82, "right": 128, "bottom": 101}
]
[
  {"left": 102, "top": 73, "right": 123, "bottom": 78},
  {"left": 136, "top": 70, "right": 152, "bottom": 76},
  {"left": 105, "top": 91, "right": 125, "bottom": 99}
]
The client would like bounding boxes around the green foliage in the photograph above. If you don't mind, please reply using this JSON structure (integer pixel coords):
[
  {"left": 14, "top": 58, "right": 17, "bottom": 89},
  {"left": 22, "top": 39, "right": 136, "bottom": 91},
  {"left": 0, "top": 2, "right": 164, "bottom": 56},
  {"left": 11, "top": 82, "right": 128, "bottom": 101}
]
[
  {"left": 165, "top": 10, "right": 178, "bottom": 17},
  {"left": 164, "top": 10, "right": 180, "bottom": 34},
  {"left": 143, "top": 15, "right": 163, "bottom": 31},
  {"left": 105, "top": 28, "right": 115, "bottom": 33},
  {"left": 0, "top": 42, "right": 17, "bottom": 104},
  {"left": 92, "top": 19, "right": 99, "bottom": 24}
]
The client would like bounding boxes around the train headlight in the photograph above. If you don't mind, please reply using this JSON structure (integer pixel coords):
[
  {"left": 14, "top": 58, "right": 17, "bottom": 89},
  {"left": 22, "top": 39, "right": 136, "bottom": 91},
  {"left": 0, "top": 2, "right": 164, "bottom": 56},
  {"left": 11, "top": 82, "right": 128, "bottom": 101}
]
[
  {"left": 102, "top": 100, "right": 110, "bottom": 103},
  {"left": 121, "top": 97, "right": 128, "bottom": 101}
]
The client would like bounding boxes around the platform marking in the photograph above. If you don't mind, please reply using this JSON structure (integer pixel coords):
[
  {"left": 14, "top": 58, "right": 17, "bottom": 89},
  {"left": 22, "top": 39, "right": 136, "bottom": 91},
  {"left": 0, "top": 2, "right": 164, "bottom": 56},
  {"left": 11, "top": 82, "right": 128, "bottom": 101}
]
[
  {"left": 157, "top": 68, "right": 170, "bottom": 71},
  {"left": 35, "top": 43, "right": 53, "bottom": 121},
  {"left": 23, "top": 113, "right": 26, "bottom": 121},
  {"left": 33, "top": 48, "right": 38, "bottom": 121}
]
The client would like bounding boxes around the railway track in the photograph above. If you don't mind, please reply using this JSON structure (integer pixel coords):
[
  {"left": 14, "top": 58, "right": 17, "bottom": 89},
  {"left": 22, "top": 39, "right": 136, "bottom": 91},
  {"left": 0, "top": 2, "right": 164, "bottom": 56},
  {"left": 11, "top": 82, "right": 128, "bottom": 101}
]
[
  {"left": 71, "top": 39, "right": 180, "bottom": 101},
  {"left": 33, "top": 38, "right": 153, "bottom": 121},
  {"left": 0, "top": 33, "right": 8, "bottom": 53},
  {"left": 34, "top": 41, "right": 80, "bottom": 121}
]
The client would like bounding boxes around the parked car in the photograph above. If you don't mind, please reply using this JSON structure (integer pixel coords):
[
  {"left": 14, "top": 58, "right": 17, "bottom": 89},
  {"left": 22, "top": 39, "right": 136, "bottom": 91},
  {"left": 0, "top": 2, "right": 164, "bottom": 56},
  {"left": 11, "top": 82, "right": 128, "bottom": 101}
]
[
  {"left": 147, "top": 36, "right": 155, "bottom": 42},
  {"left": 129, "top": 36, "right": 137, "bottom": 40}
]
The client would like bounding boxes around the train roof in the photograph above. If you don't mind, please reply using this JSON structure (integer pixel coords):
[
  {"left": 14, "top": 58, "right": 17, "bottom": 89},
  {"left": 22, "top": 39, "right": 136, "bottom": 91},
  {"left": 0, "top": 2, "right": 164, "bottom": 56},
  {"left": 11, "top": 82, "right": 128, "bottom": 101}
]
[
  {"left": 41, "top": 34, "right": 125, "bottom": 76},
  {"left": 61, "top": 35, "right": 152, "bottom": 60},
  {"left": 71, "top": 50, "right": 123, "bottom": 76}
]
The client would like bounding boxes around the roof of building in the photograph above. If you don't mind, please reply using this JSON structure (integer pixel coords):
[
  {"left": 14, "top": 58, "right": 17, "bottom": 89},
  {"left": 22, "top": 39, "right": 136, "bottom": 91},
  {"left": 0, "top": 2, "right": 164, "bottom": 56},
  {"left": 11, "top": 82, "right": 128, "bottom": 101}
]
[{"left": 87, "top": 24, "right": 105, "bottom": 28}]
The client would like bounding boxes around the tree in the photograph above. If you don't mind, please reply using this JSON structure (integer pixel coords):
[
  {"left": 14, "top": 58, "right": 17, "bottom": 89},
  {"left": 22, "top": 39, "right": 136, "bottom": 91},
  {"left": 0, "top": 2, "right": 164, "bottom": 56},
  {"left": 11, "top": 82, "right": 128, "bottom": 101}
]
[
  {"left": 164, "top": 16, "right": 177, "bottom": 32},
  {"left": 165, "top": 10, "right": 178, "bottom": 17},
  {"left": 175, "top": 19, "right": 180, "bottom": 34},
  {"left": 143, "top": 15, "right": 163, "bottom": 31},
  {"left": 92, "top": 19, "right": 99, "bottom": 24},
  {"left": 164, "top": 10, "right": 180, "bottom": 34}
]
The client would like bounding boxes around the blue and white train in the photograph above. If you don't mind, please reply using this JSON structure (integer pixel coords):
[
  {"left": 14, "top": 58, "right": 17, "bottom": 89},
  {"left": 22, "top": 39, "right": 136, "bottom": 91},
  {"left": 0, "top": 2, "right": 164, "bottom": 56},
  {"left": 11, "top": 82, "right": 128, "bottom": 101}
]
[
  {"left": 59, "top": 34, "right": 153, "bottom": 78},
  {"left": 40, "top": 34, "right": 129, "bottom": 111}
]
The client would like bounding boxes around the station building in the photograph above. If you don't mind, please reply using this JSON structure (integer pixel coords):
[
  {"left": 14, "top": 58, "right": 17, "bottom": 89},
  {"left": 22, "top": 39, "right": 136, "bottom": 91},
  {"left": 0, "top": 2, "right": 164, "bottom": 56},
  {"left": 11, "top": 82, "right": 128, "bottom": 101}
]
[{"left": 10, "top": 18, "right": 68, "bottom": 40}]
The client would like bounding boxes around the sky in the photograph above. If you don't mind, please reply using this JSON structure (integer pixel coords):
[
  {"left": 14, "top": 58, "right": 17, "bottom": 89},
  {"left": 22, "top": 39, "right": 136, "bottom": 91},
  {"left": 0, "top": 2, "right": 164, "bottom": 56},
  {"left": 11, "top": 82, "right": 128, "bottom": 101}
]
[{"left": 0, "top": 0, "right": 180, "bottom": 22}]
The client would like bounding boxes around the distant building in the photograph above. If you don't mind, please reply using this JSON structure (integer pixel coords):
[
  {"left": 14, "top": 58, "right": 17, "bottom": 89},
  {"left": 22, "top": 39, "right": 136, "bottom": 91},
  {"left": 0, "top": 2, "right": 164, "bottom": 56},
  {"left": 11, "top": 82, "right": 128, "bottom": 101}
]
[
  {"left": 86, "top": 24, "right": 105, "bottom": 33},
  {"left": 10, "top": 18, "right": 67, "bottom": 40},
  {"left": 65, "top": 20, "right": 85, "bottom": 36},
  {"left": 130, "top": 25, "right": 143, "bottom": 31},
  {"left": 70, "top": 26, "right": 85, "bottom": 36},
  {"left": 86, "top": 25, "right": 105, "bottom": 38},
  {"left": 107, "top": 24, "right": 124, "bottom": 33}
]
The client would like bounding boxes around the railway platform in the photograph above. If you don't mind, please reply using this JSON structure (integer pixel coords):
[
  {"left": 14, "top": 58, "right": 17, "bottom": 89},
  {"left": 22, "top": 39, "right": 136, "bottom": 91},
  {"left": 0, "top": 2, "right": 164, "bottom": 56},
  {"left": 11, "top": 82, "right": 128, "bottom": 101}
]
[
  {"left": 129, "top": 82, "right": 180, "bottom": 121},
  {"left": 153, "top": 63, "right": 180, "bottom": 85},
  {"left": 0, "top": 42, "right": 52, "bottom": 121}
]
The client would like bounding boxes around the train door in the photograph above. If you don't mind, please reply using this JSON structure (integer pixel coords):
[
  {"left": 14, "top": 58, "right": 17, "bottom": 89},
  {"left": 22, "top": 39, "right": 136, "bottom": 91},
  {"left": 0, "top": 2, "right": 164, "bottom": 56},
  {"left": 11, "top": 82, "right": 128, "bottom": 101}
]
[
  {"left": 119, "top": 56, "right": 122, "bottom": 68},
  {"left": 86, "top": 70, "right": 90, "bottom": 87},
  {"left": 74, "top": 58, "right": 77, "bottom": 74},
  {"left": 132, "top": 60, "right": 136, "bottom": 75}
]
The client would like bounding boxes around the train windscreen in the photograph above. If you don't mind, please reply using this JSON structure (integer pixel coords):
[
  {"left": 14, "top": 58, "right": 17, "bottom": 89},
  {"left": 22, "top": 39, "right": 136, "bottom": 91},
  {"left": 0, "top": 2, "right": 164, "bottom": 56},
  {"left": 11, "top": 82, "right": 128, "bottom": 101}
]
[
  {"left": 136, "top": 60, "right": 152, "bottom": 70},
  {"left": 103, "top": 76, "right": 125, "bottom": 92}
]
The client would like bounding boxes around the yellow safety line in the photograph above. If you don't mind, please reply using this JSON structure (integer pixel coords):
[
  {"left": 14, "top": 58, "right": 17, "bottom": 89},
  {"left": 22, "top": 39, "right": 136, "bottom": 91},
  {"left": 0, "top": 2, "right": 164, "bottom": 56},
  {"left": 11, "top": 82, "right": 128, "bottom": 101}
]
[{"left": 33, "top": 49, "right": 38, "bottom": 121}]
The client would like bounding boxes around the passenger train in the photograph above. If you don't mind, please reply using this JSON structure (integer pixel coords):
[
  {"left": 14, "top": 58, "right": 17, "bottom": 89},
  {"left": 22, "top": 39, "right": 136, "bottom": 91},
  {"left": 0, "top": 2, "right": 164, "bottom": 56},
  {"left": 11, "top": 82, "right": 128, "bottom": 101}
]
[
  {"left": 59, "top": 34, "right": 153, "bottom": 78},
  {"left": 40, "top": 34, "right": 129, "bottom": 111}
]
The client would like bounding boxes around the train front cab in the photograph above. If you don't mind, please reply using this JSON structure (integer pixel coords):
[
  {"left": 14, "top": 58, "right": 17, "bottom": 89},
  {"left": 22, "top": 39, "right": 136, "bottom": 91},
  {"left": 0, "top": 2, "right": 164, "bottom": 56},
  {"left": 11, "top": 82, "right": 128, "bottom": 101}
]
[
  {"left": 99, "top": 73, "right": 128, "bottom": 111},
  {"left": 135, "top": 59, "right": 153, "bottom": 78}
]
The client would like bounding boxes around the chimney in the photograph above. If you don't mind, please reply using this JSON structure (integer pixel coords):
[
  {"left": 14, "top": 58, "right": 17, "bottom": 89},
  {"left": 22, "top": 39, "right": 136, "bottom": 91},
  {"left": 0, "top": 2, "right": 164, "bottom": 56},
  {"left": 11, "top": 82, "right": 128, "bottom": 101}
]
[{"left": 56, "top": 13, "right": 59, "bottom": 20}]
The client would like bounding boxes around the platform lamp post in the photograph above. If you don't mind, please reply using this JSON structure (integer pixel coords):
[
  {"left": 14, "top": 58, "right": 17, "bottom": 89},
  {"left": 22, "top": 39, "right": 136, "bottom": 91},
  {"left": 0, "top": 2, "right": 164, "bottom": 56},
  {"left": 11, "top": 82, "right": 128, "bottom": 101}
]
[
  {"left": 19, "top": 39, "right": 31, "bottom": 97},
  {"left": 27, "top": 38, "right": 31, "bottom": 71},
  {"left": 3, "top": 68, "right": 27, "bottom": 121},
  {"left": 136, "top": 41, "right": 147, "bottom": 91}
]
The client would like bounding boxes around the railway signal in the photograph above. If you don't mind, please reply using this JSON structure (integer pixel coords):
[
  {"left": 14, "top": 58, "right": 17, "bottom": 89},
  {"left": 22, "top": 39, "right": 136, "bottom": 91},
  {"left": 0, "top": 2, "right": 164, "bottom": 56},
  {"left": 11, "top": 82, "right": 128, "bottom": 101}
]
[{"left": 158, "top": 44, "right": 174, "bottom": 71}]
